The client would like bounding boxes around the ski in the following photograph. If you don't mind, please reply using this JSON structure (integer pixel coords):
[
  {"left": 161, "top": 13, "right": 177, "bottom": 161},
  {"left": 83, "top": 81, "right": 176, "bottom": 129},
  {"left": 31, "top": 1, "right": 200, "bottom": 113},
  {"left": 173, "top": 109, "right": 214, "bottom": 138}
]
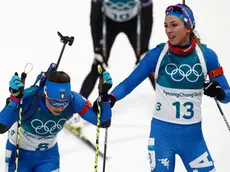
[{"left": 64, "top": 123, "right": 105, "bottom": 158}]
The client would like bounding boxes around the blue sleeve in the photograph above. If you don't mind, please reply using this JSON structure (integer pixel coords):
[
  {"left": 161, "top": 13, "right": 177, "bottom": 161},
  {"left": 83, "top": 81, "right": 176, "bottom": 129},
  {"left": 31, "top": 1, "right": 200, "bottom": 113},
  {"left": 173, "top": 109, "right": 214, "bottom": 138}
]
[
  {"left": 205, "top": 47, "right": 230, "bottom": 103},
  {"left": 71, "top": 91, "right": 111, "bottom": 125},
  {"left": 0, "top": 86, "right": 38, "bottom": 127},
  {"left": 111, "top": 46, "right": 162, "bottom": 101},
  {"left": 0, "top": 105, "right": 18, "bottom": 127},
  {"left": 80, "top": 103, "right": 111, "bottom": 126},
  {"left": 71, "top": 91, "right": 87, "bottom": 114}
]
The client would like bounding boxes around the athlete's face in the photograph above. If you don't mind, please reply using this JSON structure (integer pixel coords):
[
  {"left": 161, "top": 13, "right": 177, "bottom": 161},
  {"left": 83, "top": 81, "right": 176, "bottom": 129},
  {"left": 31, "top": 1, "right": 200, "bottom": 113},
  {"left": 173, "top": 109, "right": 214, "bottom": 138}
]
[
  {"left": 164, "top": 15, "right": 191, "bottom": 45},
  {"left": 45, "top": 98, "right": 68, "bottom": 116}
]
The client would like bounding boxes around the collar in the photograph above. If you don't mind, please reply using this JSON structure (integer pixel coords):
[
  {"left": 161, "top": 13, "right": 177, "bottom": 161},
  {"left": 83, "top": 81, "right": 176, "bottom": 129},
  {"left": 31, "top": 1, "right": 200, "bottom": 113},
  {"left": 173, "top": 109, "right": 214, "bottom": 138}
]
[{"left": 168, "top": 37, "right": 196, "bottom": 56}]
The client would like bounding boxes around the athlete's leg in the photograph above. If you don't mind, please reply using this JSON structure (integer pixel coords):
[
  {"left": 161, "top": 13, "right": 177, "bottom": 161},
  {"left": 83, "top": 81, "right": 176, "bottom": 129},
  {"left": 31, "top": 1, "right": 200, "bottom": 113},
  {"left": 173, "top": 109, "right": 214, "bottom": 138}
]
[
  {"left": 141, "top": 0, "right": 153, "bottom": 54},
  {"left": 141, "top": 1, "right": 155, "bottom": 89},
  {"left": 5, "top": 140, "right": 33, "bottom": 172},
  {"left": 79, "top": 0, "right": 104, "bottom": 99},
  {"left": 33, "top": 153, "right": 60, "bottom": 172},
  {"left": 79, "top": 12, "right": 118, "bottom": 99},
  {"left": 125, "top": 3, "right": 155, "bottom": 89},
  {"left": 179, "top": 123, "right": 215, "bottom": 172},
  {"left": 148, "top": 118, "right": 177, "bottom": 172}
]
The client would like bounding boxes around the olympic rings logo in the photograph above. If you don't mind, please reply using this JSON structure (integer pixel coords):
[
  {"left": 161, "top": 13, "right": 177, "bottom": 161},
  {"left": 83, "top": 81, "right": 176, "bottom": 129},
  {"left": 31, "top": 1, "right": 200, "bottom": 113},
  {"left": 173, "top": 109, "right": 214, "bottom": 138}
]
[
  {"left": 165, "top": 63, "right": 203, "bottom": 82},
  {"left": 31, "top": 118, "right": 67, "bottom": 135},
  {"left": 106, "top": 1, "right": 137, "bottom": 10}
]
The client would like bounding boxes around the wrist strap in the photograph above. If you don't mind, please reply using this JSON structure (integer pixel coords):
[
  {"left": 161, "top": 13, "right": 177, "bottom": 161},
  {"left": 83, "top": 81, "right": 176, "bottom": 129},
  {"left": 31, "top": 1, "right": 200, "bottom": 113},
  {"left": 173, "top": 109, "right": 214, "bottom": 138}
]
[{"left": 10, "top": 95, "right": 20, "bottom": 103}]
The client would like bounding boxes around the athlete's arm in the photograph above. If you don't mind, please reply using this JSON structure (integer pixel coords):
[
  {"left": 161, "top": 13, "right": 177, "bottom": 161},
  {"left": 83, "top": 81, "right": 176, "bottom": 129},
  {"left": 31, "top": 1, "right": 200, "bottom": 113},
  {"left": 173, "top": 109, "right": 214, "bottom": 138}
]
[
  {"left": 111, "top": 46, "right": 162, "bottom": 101},
  {"left": 0, "top": 87, "right": 37, "bottom": 134},
  {"left": 71, "top": 91, "right": 111, "bottom": 126},
  {"left": 205, "top": 47, "right": 230, "bottom": 103}
]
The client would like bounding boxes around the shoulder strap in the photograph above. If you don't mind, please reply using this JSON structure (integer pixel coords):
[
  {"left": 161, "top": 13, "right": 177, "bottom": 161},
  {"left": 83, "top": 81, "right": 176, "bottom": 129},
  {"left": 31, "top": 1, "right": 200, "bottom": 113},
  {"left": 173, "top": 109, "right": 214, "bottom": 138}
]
[
  {"left": 22, "top": 88, "right": 42, "bottom": 121},
  {"left": 154, "top": 43, "right": 208, "bottom": 80},
  {"left": 154, "top": 43, "right": 169, "bottom": 79},
  {"left": 195, "top": 44, "right": 208, "bottom": 80}
]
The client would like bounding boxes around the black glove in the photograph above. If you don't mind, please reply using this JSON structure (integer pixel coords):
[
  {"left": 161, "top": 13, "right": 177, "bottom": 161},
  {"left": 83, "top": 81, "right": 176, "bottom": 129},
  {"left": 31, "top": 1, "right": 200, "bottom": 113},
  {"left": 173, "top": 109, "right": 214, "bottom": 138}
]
[
  {"left": 92, "top": 69, "right": 113, "bottom": 128},
  {"left": 108, "top": 94, "right": 116, "bottom": 108},
  {"left": 100, "top": 119, "right": 111, "bottom": 128},
  {"left": 203, "top": 80, "right": 226, "bottom": 100},
  {"left": 92, "top": 99, "right": 111, "bottom": 128},
  {"left": 99, "top": 71, "right": 112, "bottom": 102},
  {"left": 93, "top": 70, "right": 113, "bottom": 112},
  {"left": 93, "top": 94, "right": 116, "bottom": 113}
]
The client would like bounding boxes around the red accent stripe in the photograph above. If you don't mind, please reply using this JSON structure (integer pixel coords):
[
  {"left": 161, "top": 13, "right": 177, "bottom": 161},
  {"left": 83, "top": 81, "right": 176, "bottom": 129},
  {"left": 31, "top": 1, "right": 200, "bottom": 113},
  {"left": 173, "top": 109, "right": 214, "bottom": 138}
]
[
  {"left": 78, "top": 100, "right": 92, "bottom": 116},
  {"left": 10, "top": 95, "right": 20, "bottom": 103},
  {"left": 151, "top": 72, "right": 155, "bottom": 78},
  {"left": 208, "top": 67, "right": 224, "bottom": 78}
]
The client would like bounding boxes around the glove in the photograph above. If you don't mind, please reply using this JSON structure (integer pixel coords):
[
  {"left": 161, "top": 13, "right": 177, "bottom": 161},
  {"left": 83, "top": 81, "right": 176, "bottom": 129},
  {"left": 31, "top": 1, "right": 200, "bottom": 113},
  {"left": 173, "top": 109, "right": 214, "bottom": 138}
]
[
  {"left": 92, "top": 100, "right": 112, "bottom": 128},
  {"left": 100, "top": 71, "right": 113, "bottom": 102},
  {"left": 203, "top": 80, "right": 226, "bottom": 100},
  {"left": 108, "top": 94, "right": 116, "bottom": 108},
  {"left": 92, "top": 70, "right": 113, "bottom": 128},
  {"left": 93, "top": 94, "right": 116, "bottom": 113},
  {"left": 100, "top": 119, "right": 111, "bottom": 128},
  {"left": 92, "top": 99, "right": 112, "bottom": 128},
  {"left": 9, "top": 72, "right": 24, "bottom": 99}
]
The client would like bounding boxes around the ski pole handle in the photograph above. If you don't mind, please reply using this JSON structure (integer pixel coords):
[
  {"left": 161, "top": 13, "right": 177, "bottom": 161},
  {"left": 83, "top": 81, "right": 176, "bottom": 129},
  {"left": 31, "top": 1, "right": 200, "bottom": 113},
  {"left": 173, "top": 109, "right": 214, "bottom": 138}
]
[
  {"left": 57, "top": 31, "right": 74, "bottom": 46},
  {"left": 56, "top": 31, "right": 75, "bottom": 69},
  {"left": 19, "top": 72, "right": 27, "bottom": 97},
  {"left": 97, "top": 65, "right": 105, "bottom": 98}
]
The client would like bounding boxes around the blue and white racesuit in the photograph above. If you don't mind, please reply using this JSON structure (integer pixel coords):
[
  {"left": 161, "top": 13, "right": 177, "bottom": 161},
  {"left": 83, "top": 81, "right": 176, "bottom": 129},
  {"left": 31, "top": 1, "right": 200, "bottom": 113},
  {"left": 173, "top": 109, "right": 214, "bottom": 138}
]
[
  {"left": 0, "top": 86, "right": 111, "bottom": 172},
  {"left": 111, "top": 42, "right": 230, "bottom": 171}
]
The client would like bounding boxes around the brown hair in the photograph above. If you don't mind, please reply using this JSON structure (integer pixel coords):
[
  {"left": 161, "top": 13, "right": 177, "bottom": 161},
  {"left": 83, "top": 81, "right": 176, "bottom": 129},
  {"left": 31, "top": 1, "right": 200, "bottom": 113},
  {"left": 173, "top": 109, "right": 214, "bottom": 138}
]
[
  {"left": 47, "top": 71, "right": 70, "bottom": 83},
  {"left": 191, "top": 29, "right": 201, "bottom": 46},
  {"left": 182, "top": 4, "right": 201, "bottom": 45}
]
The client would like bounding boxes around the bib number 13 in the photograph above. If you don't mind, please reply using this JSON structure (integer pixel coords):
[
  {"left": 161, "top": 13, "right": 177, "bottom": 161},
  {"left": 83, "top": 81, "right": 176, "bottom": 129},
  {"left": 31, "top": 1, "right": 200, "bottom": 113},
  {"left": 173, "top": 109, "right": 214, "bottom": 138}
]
[{"left": 172, "top": 101, "right": 194, "bottom": 119}]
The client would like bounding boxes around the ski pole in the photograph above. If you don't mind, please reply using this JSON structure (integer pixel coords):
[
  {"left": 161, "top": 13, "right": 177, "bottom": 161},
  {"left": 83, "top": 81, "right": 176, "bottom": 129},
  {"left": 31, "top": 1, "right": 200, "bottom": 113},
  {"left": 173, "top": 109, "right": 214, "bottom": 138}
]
[
  {"left": 94, "top": 64, "right": 110, "bottom": 172},
  {"left": 14, "top": 31, "right": 74, "bottom": 171},
  {"left": 97, "top": 65, "right": 109, "bottom": 172},
  {"left": 102, "top": 127, "right": 108, "bottom": 172},
  {"left": 204, "top": 81, "right": 230, "bottom": 132},
  {"left": 182, "top": 0, "right": 185, "bottom": 5},
  {"left": 135, "top": 2, "right": 141, "bottom": 65},
  {"left": 14, "top": 63, "right": 33, "bottom": 172},
  {"left": 56, "top": 31, "right": 74, "bottom": 69},
  {"left": 94, "top": 65, "right": 103, "bottom": 172},
  {"left": 214, "top": 98, "right": 230, "bottom": 132},
  {"left": 102, "top": 1, "right": 108, "bottom": 67},
  {"left": 37, "top": 32, "right": 74, "bottom": 87}
]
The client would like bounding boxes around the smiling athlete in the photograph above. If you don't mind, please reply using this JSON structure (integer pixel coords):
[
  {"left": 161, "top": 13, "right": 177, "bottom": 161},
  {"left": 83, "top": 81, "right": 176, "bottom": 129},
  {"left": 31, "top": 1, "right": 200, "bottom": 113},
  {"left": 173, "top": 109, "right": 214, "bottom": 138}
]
[{"left": 107, "top": 3, "right": 230, "bottom": 172}]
